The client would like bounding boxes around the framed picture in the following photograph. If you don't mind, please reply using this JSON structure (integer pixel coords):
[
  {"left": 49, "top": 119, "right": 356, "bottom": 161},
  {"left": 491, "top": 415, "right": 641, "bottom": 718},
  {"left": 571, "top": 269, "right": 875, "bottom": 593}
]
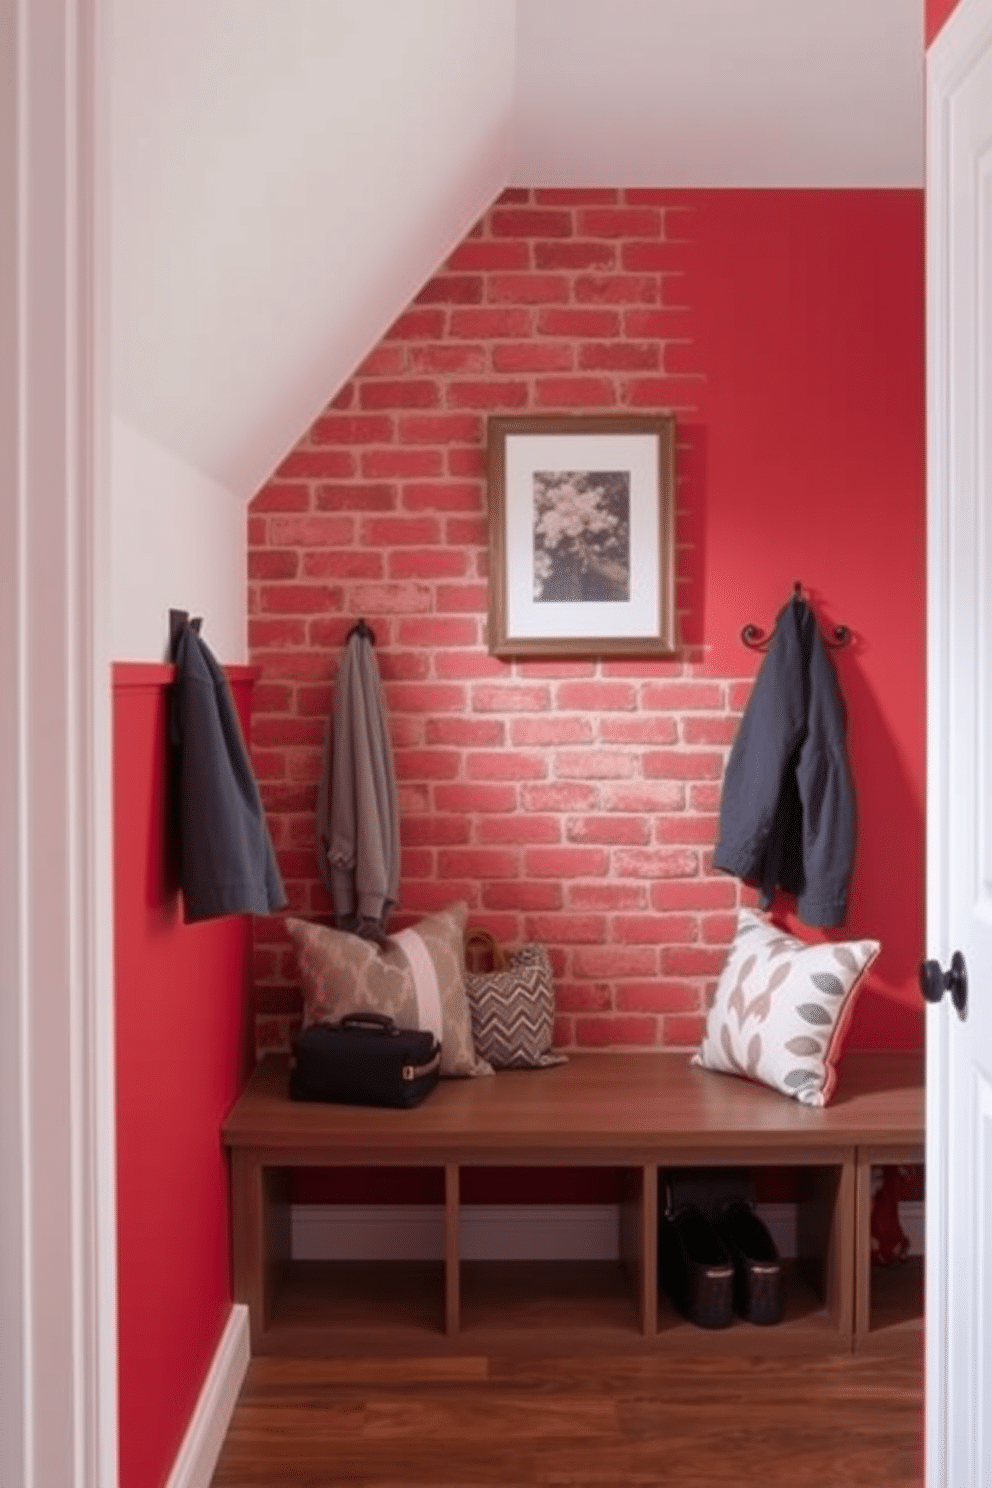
[{"left": 486, "top": 415, "right": 677, "bottom": 658}]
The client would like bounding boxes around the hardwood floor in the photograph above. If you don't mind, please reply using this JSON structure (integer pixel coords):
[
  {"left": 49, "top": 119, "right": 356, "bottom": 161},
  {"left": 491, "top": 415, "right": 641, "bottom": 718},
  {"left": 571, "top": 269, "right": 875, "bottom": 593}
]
[{"left": 210, "top": 1347, "right": 924, "bottom": 1487}]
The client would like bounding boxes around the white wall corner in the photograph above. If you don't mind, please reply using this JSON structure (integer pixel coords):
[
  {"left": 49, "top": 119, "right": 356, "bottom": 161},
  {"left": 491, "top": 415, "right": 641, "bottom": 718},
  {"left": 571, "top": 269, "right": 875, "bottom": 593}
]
[{"left": 165, "top": 1305, "right": 250, "bottom": 1488}]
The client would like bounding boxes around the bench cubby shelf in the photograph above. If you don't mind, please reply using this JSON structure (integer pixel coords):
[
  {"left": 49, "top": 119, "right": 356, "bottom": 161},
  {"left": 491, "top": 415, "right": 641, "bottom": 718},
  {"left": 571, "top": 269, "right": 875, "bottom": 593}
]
[{"left": 222, "top": 1050, "right": 923, "bottom": 1358}]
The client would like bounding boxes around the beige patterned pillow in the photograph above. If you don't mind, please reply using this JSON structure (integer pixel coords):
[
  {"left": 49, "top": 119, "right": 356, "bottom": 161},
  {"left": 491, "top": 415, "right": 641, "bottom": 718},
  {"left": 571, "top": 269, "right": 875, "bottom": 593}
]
[
  {"left": 286, "top": 901, "right": 492, "bottom": 1078},
  {"left": 693, "top": 908, "right": 880, "bottom": 1106}
]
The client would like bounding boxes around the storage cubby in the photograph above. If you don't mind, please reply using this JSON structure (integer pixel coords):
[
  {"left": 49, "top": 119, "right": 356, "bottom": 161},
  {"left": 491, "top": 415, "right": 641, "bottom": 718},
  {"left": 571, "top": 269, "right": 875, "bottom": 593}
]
[{"left": 223, "top": 1050, "right": 924, "bottom": 1358}]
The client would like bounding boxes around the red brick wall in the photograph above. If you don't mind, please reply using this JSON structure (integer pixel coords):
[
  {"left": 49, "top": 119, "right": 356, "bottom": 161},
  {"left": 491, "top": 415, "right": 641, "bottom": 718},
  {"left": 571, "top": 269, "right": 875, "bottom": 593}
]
[{"left": 248, "top": 187, "right": 926, "bottom": 1056}]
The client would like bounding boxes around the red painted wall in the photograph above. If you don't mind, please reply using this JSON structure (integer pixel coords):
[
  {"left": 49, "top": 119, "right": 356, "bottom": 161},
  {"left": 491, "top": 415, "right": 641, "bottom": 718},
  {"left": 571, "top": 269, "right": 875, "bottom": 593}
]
[
  {"left": 927, "top": 0, "right": 964, "bottom": 45},
  {"left": 249, "top": 188, "right": 925, "bottom": 1054},
  {"left": 114, "top": 664, "right": 255, "bottom": 1488}
]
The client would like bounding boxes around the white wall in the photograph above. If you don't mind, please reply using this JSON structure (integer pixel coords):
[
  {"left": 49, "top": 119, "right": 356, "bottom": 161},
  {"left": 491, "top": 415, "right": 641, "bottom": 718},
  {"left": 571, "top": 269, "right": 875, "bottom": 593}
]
[{"left": 111, "top": 418, "right": 247, "bottom": 662}]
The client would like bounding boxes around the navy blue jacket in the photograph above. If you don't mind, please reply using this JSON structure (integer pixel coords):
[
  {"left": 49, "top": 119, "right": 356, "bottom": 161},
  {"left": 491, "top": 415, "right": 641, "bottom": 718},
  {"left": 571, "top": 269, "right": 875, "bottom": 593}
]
[
  {"left": 170, "top": 612, "right": 286, "bottom": 923},
  {"left": 713, "top": 598, "right": 856, "bottom": 927}
]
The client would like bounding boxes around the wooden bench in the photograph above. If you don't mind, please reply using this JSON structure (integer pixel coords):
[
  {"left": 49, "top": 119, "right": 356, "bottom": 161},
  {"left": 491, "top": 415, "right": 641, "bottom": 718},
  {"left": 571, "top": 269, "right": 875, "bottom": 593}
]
[{"left": 221, "top": 1048, "right": 924, "bottom": 1357}]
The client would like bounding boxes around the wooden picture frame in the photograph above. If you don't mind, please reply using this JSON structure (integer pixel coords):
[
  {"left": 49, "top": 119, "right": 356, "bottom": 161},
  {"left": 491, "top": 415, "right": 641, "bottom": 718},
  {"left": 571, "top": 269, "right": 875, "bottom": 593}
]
[{"left": 486, "top": 415, "right": 677, "bottom": 658}]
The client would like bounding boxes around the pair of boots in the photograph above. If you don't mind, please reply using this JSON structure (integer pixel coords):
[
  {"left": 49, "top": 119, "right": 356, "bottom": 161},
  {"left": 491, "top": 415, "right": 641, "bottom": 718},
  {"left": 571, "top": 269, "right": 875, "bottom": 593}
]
[{"left": 660, "top": 1200, "right": 784, "bottom": 1329}]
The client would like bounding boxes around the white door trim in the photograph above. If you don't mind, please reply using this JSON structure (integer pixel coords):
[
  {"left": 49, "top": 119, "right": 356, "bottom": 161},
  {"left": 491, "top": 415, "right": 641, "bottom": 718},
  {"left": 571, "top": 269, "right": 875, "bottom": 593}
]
[{"left": 0, "top": 2, "right": 116, "bottom": 1486}]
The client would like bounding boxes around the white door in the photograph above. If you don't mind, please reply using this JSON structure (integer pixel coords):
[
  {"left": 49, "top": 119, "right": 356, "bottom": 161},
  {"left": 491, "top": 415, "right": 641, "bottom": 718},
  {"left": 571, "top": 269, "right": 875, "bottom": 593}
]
[{"left": 926, "top": 3, "right": 992, "bottom": 1485}]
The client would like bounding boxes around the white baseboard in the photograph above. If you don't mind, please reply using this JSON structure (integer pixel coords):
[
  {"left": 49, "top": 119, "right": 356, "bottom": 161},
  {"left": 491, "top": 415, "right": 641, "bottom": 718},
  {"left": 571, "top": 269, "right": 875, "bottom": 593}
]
[
  {"left": 165, "top": 1303, "right": 250, "bottom": 1488},
  {"left": 291, "top": 1200, "right": 925, "bottom": 1264}
]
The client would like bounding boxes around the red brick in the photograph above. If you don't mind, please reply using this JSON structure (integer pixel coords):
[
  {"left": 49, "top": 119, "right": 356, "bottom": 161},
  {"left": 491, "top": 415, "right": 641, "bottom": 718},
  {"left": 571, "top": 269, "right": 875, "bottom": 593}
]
[
  {"left": 409, "top": 344, "right": 487, "bottom": 375},
  {"left": 399, "top": 617, "right": 478, "bottom": 648},
  {"left": 662, "top": 1014, "right": 707, "bottom": 1047},
  {"left": 535, "top": 377, "right": 612, "bottom": 407},
  {"left": 575, "top": 275, "right": 659, "bottom": 304},
  {"left": 400, "top": 483, "right": 481, "bottom": 514},
  {"left": 444, "top": 515, "right": 487, "bottom": 545},
  {"left": 388, "top": 548, "right": 468, "bottom": 580},
  {"left": 438, "top": 848, "right": 519, "bottom": 879},
  {"left": 384, "top": 307, "right": 446, "bottom": 340},
  {"left": 446, "top": 379, "right": 529, "bottom": 410},
  {"left": 436, "top": 582, "right": 489, "bottom": 612},
  {"left": 525, "top": 847, "right": 609, "bottom": 878},
  {"left": 477, "top": 816, "right": 561, "bottom": 845},
  {"left": 524, "top": 914, "right": 608, "bottom": 945},
  {"left": 268, "top": 514, "right": 353, "bottom": 547},
  {"left": 250, "top": 482, "right": 311, "bottom": 513},
  {"left": 359, "top": 379, "right": 440, "bottom": 410},
  {"left": 433, "top": 650, "right": 503, "bottom": 679},
  {"left": 660, "top": 945, "right": 730, "bottom": 976},
  {"left": 641, "top": 679, "right": 724, "bottom": 710},
  {"left": 398, "top": 413, "right": 481, "bottom": 445},
  {"left": 614, "top": 847, "right": 698, "bottom": 879},
  {"left": 471, "top": 683, "right": 552, "bottom": 713},
  {"left": 466, "top": 751, "right": 546, "bottom": 781},
  {"left": 248, "top": 550, "right": 299, "bottom": 581},
  {"left": 329, "top": 383, "right": 355, "bottom": 410},
  {"left": 491, "top": 343, "right": 574, "bottom": 373},
  {"left": 314, "top": 482, "right": 397, "bottom": 512},
  {"left": 446, "top": 240, "right": 531, "bottom": 272},
  {"left": 728, "top": 679, "right": 756, "bottom": 710},
  {"left": 449, "top": 308, "right": 532, "bottom": 339},
  {"left": 482, "top": 881, "right": 563, "bottom": 911},
  {"left": 598, "top": 717, "right": 679, "bottom": 745},
  {"left": 348, "top": 581, "right": 432, "bottom": 615},
  {"left": 655, "top": 815, "right": 719, "bottom": 845},
  {"left": 355, "top": 345, "right": 406, "bottom": 378},
  {"left": 425, "top": 717, "right": 503, "bottom": 749},
  {"left": 701, "top": 912, "right": 740, "bottom": 944},
  {"left": 650, "top": 879, "right": 737, "bottom": 911},
  {"left": 567, "top": 882, "right": 647, "bottom": 912},
  {"left": 554, "top": 982, "right": 612, "bottom": 1013},
  {"left": 310, "top": 413, "right": 394, "bottom": 445},
  {"left": 490, "top": 208, "right": 573, "bottom": 238},
  {"left": 624, "top": 309, "right": 691, "bottom": 339},
  {"left": 681, "top": 715, "right": 739, "bottom": 745},
  {"left": 247, "top": 616, "right": 306, "bottom": 648},
  {"left": 575, "top": 1017, "right": 658, "bottom": 1048},
  {"left": 360, "top": 448, "right": 444, "bottom": 479},
  {"left": 522, "top": 783, "right": 598, "bottom": 812},
  {"left": 566, "top": 814, "right": 650, "bottom": 847},
  {"left": 643, "top": 750, "right": 723, "bottom": 780},
  {"left": 272, "top": 449, "right": 356, "bottom": 480},
  {"left": 578, "top": 342, "right": 661, "bottom": 372},
  {"left": 600, "top": 782, "right": 686, "bottom": 812},
  {"left": 488, "top": 273, "right": 570, "bottom": 305},
  {"left": 554, "top": 750, "right": 637, "bottom": 780},
  {"left": 510, "top": 716, "right": 594, "bottom": 746},
  {"left": 536, "top": 308, "right": 621, "bottom": 338},
  {"left": 416, "top": 274, "right": 484, "bottom": 305},
  {"left": 252, "top": 716, "right": 325, "bottom": 748},
  {"left": 393, "top": 749, "right": 460, "bottom": 781},
  {"left": 534, "top": 241, "right": 617, "bottom": 271},
  {"left": 301, "top": 549, "right": 383, "bottom": 580},
  {"left": 616, "top": 981, "right": 701, "bottom": 1014},
  {"left": 447, "top": 447, "right": 487, "bottom": 478},
  {"left": 257, "top": 583, "right": 340, "bottom": 615},
  {"left": 252, "top": 681, "right": 294, "bottom": 714},
  {"left": 361, "top": 515, "right": 440, "bottom": 546},
  {"left": 387, "top": 682, "right": 466, "bottom": 714},
  {"left": 535, "top": 189, "right": 619, "bottom": 206},
  {"left": 556, "top": 681, "right": 636, "bottom": 711},
  {"left": 402, "top": 816, "right": 471, "bottom": 846},
  {"left": 578, "top": 208, "right": 663, "bottom": 238}
]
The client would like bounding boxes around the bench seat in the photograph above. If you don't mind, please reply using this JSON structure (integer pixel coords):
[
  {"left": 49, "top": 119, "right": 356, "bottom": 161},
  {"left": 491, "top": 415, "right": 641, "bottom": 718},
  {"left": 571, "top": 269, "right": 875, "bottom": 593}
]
[{"left": 222, "top": 1049, "right": 924, "bottom": 1357}]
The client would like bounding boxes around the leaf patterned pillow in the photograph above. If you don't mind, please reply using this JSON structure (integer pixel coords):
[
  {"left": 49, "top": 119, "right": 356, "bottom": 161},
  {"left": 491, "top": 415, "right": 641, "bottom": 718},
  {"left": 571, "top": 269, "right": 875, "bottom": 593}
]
[{"left": 693, "top": 908, "right": 880, "bottom": 1106}]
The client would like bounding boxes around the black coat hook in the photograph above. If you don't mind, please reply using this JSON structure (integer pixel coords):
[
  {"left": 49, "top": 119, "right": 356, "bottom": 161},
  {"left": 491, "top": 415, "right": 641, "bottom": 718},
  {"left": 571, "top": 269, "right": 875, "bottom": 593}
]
[
  {"left": 741, "top": 582, "right": 851, "bottom": 652},
  {"left": 346, "top": 618, "right": 376, "bottom": 646}
]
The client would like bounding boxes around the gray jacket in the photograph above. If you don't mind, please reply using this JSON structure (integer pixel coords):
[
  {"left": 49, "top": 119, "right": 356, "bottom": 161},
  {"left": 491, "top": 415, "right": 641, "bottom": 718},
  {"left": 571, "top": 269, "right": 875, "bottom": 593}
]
[
  {"left": 317, "top": 625, "right": 400, "bottom": 937},
  {"left": 170, "top": 611, "right": 286, "bottom": 923},
  {"left": 713, "top": 597, "right": 856, "bottom": 927}
]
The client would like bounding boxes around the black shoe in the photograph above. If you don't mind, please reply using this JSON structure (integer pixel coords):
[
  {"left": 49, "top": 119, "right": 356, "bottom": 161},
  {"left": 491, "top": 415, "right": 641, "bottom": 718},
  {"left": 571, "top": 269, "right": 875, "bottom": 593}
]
[
  {"left": 717, "top": 1199, "right": 785, "bottom": 1326},
  {"left": 660, "top": 1204, "right": 735, "bottom": 1329}
]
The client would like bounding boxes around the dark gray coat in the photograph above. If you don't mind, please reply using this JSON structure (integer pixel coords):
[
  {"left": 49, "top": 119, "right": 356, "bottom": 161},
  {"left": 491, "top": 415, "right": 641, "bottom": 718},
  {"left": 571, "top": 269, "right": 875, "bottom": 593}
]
[
  {"left": 713, "top": 597, "right": 856, "bottom": 927},
  {"left": 170, "top": 612, "right": 286, "bottom": 923}
]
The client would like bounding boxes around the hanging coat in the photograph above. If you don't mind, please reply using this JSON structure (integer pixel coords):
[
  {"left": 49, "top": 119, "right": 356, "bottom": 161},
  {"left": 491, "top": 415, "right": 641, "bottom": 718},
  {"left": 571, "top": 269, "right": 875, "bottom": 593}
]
[
  {"left": 170, "top": 610, "right": 286, "bottom": 923},
  {"left": 316, "top": 625, "right": 400, "bottom": 939},
  {"left": 712, "top": 596, "right": 856, "bottom": 928}
]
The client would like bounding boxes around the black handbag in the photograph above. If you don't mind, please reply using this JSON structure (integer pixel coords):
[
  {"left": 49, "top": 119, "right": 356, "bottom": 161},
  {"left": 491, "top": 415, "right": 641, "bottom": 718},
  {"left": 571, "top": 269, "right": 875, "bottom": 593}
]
[{"left": 288, "top": 1012, "right": 441, "bottom": 1108}]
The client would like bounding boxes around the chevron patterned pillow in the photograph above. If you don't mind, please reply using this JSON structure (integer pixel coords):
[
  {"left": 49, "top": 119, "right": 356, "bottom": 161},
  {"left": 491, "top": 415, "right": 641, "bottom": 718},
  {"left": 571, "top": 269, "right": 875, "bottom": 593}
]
[{"left": 464, "top": 944, "right": 567, "bottom": 1070}]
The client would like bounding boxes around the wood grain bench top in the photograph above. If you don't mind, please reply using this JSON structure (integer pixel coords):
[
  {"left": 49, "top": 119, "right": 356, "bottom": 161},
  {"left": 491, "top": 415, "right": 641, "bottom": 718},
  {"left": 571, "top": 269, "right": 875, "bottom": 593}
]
[{"left": 222, "top": 1049, "right": 924, "bottom": 1164}]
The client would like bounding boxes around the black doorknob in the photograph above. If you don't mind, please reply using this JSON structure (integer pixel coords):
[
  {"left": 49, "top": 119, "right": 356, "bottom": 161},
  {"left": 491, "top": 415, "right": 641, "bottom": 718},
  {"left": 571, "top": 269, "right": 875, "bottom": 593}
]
[{"left": 919, "top": 950, "right": 968, "bottom": 1014}]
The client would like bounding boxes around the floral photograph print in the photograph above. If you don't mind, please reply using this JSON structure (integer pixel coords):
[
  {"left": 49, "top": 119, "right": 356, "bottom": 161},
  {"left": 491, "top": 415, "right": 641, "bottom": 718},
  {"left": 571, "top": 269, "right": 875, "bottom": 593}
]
[{"left": 487, "top": 416, "right": 676, "bottom": 657}]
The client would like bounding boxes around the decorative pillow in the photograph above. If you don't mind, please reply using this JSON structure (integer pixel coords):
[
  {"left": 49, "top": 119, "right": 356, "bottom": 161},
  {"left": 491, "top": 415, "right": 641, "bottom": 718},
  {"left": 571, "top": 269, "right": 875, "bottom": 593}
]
[
  {"left": 285, "top": 901, "right": 492, "bottom": 1078},
  {"left": 692, "top": 908, "right": 880, "bottom": 1107},
  {"left": 465, "top": 943, "right": 567, "bottom": 1070}
]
